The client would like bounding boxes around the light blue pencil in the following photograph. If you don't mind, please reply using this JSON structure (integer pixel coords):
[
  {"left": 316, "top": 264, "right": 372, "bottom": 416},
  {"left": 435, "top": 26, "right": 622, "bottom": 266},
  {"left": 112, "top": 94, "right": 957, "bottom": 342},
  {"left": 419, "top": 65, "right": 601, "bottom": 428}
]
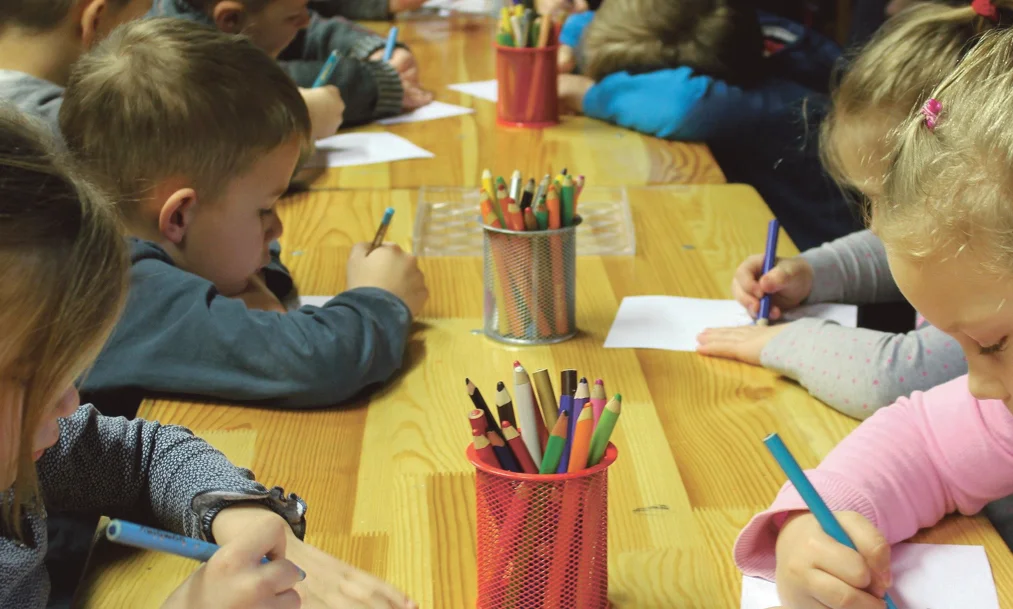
[
  {"left": 763, "top": 434, "right": 898, "bottom": 609},
  {"left": 382, "top": 26, "right": 399, "bottom": 62},
  {"left": 106, "top": 519, "right": 304, "bottom": 577},
  {"left": 368, "top": 207, "right": 395, "bottom": 254},
  {"left": 312, "top": 50, "right": 340, "bottom": 88}
]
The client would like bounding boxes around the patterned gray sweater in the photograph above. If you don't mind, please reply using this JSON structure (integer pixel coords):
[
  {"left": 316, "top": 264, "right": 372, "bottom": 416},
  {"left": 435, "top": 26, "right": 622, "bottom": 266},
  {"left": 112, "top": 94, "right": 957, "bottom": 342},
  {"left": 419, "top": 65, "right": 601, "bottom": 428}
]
[
  {"left": 0, "top": 406, "right": 306, "bottom": 608},
  {"left": 759, "top": 229, "right": 968, "bottom": 419}
]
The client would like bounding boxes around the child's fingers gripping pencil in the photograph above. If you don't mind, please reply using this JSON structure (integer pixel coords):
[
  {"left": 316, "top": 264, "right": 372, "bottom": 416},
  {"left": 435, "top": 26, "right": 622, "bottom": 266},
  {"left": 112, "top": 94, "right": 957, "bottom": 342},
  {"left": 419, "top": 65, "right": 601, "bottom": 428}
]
[
  {"left": 763, "top": 433, "right": 899, "bottom": 609},
  {"left": 756, "top": 218, "right": 780, "bottom": 325},
  {"left": 382, "top": 26, "right": 399, "bottom": 62},
  {"left": 312, "top": 50, "right": 341, "bottom": 88},
  {"left": 368, "top": 207, "right": 395, "bottom": 254}
]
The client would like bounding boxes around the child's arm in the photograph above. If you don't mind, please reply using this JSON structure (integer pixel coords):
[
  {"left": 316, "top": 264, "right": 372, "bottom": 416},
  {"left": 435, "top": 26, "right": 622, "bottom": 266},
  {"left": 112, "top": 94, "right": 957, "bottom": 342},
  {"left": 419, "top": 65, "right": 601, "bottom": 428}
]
[
  {"left": 799, "top": 229, "right": 904, "bottom": 305},
  {"left": 279, "top": 52, "right": 404, "bottom": 124},
  {"left": 37, "top": 406, "right": 307, "bottom": 540},
  {"left": 284, "top": 12, "right": 390, "bottom": 61},
  {"left": 559, "top": 11, "right": 595, "bottom": 48},
  {"left": 733, "top": 375, "right": 1013, "bottom": 580}
]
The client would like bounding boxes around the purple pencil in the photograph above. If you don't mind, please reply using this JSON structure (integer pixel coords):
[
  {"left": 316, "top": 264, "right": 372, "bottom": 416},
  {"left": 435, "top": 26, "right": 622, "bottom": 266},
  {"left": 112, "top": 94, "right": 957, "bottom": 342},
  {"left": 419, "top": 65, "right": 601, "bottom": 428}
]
[
  {"left": 556, "top": 370, "right": 578, "bottom": 473},
  {"left": 559, "top": 377, "right": 589, "bottom": 474}
]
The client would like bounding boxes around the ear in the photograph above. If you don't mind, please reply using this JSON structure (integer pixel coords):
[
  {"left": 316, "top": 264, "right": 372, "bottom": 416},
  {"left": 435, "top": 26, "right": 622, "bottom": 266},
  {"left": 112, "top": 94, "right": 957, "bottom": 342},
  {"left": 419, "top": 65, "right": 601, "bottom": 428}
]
[
  {"left": 158, "top": 188, "right": 199, "bottom": 245},
  {"left": 212, "top": 1, "right": 248, "bottom": 34},
  {"left": 79, "top": 0, "right": 108, "bottom": 49}
]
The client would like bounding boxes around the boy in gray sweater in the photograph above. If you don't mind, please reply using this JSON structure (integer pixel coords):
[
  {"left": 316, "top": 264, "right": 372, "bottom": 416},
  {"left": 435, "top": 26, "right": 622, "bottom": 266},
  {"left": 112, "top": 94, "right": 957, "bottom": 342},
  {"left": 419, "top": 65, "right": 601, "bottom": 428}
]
[
  {"left": 0, "top": 0, "right": 152, "bottom": 132},
  {"left": 60, "top": 18, "right": 428, "bottom": 417}
]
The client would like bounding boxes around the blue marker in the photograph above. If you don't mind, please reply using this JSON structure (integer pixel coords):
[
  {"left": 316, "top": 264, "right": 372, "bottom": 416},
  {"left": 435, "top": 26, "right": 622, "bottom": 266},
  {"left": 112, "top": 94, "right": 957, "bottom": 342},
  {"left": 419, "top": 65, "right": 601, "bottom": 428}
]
[
  {"left": 312, "top": 50, "right": 341, "bottom": 88},
  {"left": 763, "top": 434, "right": 898, "bottom": 609},
  {"left": 756, "top": 218, "right": 780, "bottom": 326},
  {"left": 368, "top": 207, "right": 395, "bottom": 254},
  {"left": 382, "top": 26, "right": 399, "bottom": 62},
  {"left": 106, "top": 519, "right": 305, "bottom": 578}
]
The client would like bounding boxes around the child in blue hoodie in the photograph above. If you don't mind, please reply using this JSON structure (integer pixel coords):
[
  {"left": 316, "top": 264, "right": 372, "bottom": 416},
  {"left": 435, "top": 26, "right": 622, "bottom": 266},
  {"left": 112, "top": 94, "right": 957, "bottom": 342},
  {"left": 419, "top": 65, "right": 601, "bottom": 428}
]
[{"left": 556, "top": 0, "right": 861, "bottom": 251}]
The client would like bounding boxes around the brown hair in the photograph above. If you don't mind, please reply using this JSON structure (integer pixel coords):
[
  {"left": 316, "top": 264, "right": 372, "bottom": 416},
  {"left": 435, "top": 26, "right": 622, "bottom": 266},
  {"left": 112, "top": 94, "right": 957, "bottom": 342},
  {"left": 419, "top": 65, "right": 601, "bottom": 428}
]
[
  {"left": 0, "top": 0, "right": 132, "bottom": 31},
  {"left": 182, "top": 0, "right": 270, "bottom": 14},
  {"left": 821, "top": 1, "right": 1011, "bottom": 191},
  {"left": 0, "top": 107, "right": 128, "bottom": 539},
  {"left": 877, "top": 25, "right": 1013, "bottom": 272},
  {"left": 59, "top": 17, "right": 312, "bottom": 215},
  {"left": 581, "top": 0, "right": 763, "bottom": 85}
]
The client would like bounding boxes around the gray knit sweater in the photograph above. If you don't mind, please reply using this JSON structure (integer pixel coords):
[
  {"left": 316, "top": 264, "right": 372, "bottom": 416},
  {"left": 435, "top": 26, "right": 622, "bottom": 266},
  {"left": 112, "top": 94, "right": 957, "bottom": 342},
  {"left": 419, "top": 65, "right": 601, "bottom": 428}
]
[{"left": 0, "top": 406, "right": 307, "bottom": 608}]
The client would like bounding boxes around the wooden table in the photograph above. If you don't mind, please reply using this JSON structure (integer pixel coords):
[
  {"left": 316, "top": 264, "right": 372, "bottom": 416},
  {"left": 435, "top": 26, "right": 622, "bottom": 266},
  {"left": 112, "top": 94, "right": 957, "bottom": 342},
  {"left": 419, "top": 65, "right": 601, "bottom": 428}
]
[
  {"left": 297, "top": 16, "right": 725, "bottom": 190},
  {"left": 76, "top": 185, "right": 1013, "bottom": 608}
]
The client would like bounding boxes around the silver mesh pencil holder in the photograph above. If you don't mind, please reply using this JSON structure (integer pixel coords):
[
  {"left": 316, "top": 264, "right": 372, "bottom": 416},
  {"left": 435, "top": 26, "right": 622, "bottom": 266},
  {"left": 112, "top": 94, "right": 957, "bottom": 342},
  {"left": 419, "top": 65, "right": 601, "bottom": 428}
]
[{"left": 482, "top": 217, "right": 580, "bottom": 345}]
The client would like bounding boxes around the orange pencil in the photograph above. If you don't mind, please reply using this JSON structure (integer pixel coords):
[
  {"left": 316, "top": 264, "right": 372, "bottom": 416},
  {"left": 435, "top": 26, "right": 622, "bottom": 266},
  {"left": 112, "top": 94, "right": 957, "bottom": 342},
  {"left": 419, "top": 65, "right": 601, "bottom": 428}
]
[
  {"left": 495, "top": 182, "right": 512, "bottom": 221},
  {"left": 501, "top": 421, "right": 538, "bottom": 474},
  {"left": 505, "top": 198, "right": 525, "bottom": 231},
  {"left": 523, "top": 207, "right": 538, "bottom": 231},
  {"left": 480, "top": 191, "right": 502, "bottom": 228},
  {"left": 546, "top": 184, "right": 561, "bottom": 230},
  {"left": 566, "top": 404, "right": 594, "bottom": 473}
]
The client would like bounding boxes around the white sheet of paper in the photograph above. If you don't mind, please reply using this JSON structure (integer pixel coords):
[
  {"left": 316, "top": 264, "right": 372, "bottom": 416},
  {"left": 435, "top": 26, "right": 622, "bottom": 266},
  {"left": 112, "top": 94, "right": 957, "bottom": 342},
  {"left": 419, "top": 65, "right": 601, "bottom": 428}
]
[
  {"left": 447, "top": 80, "right": 498, "bottom": 102},
  {"left": 741, "top": 543, "right": 1000, "bottom": 609},
  {"left": 376, "top": 101, "right": 474, "bottom": 126},
  {"left": 305, "top": 132, "right": 434, "bottom": 168},
  {"left": 603, "top": 296, "right": 857, "bottom": 351},
  {"left": 422, "top": 0, "right": 493, "bottom": 13},
  {"left": 298, "top": 296, "right": 332, "bottom": 308}
]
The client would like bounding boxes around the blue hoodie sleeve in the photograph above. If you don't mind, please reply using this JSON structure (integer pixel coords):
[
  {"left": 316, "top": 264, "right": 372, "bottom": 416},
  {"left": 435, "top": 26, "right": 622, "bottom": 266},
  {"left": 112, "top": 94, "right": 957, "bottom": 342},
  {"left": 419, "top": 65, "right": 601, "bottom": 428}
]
[{"left": 560, "top": 11, "right": 595, "bottom": 47}]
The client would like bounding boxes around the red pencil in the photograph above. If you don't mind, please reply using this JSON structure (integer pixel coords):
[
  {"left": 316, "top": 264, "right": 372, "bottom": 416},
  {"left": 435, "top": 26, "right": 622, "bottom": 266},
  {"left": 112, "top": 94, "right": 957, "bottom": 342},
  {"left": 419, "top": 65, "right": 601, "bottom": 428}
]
[
  {"left": 473, "top": 429, "right": 500, "bottom": 467},
  {"left": 501, "top": 421, "right": 538, "bottom": 474}
]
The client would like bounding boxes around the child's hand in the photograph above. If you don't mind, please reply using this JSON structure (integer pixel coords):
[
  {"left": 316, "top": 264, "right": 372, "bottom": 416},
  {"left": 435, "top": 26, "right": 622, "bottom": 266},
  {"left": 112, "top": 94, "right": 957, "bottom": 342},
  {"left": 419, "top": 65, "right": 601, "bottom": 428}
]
[
  {"left": 732, "top": 254, "right": 814, "bottom": 321},
  {"left": 558, "top": 74, "right": 594, "bottom": 113},
  {"left": 299, "top": 85, "right": 345, "bottom": 139},
  {"left": 695, "top": 322, "right": 791, "bottom": 365},
  {"left": 162, "top": 518, "right": 303, "bottom": 609},
  {"left": 286, "top": 539, "right": 418, "bottom": 609},
  {"left": 558, "top": 45, "right": 577, "bottom": 73},
  {"left": 371, "top": 48, "right": 420, "bottom": 86},
  {"left": 775, "top": 512, "right": 893, "bottom": 609},
  {"left": 237, "top": 272, "right": 287, "bottom": 313},
  {"left": 389, "top": 0, "right": 428, "bottom": 13},
  {"left": 401, "top": 82, "right": 435, "bottom": 111},
  {"left": 346, "top": 242, "right": 429, "bottom": 317}
]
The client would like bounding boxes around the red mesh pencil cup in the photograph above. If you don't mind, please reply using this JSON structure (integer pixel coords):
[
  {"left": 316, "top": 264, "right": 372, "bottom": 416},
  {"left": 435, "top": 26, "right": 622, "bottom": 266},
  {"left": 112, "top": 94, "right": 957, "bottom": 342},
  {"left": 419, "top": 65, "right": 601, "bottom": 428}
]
[
  {"left": 467, "top": 443, "right": 617, "bottom": 608},
  {"left": 495, "top": 44, "right": 559, "bottom": 128}
]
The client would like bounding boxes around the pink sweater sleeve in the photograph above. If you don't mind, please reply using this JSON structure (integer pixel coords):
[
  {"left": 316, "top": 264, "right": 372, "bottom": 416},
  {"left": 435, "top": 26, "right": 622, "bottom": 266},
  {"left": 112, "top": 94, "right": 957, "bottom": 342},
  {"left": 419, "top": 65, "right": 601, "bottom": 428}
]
[{"left": 733, "top": 375, "right": 1013, "bottom": 580}]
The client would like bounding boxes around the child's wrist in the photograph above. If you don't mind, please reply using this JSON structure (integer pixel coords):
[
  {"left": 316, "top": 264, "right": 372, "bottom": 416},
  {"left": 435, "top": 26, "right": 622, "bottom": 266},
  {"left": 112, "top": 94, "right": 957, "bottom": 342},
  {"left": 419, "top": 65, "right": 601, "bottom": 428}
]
[{"left": 212, "top": 503, "right": 289, "bottom": 545}]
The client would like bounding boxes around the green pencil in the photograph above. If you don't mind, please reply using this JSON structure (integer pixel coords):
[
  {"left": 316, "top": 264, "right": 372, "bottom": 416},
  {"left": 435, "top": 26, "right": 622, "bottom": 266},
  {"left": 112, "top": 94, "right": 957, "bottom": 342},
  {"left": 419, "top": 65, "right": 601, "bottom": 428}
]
[
  {"left": 539, "top": 412, "right": 569, "bottom": 474},
  {"left": 561, "top": 174, "right": 575, "bottom": 227},
  {"left": 534, "top": 197, "right": 549, "bottom": 230},
  {"left": 587, "top": 394, "right": 621, "bottom": 467},
  {"left": 497, "top": 31, "right": 514, "bottom": 47}
]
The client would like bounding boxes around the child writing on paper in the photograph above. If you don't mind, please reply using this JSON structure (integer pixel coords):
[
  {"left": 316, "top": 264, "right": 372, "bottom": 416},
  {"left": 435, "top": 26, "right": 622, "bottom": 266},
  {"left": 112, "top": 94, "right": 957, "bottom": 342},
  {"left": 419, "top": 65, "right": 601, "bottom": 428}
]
[
  {"left": 149, "top": 0, "right": 432, "bottom": 126},
  {"left": 59, "top": 19, "right": 428, "bottom": 417},
  {"left": 0, "top": 0, "right": 152, "bottom": 134},
  {"left": 0, "top": 107, "right": 416, "bottom": 609},
  {"left": 733, "top": 23, "right": 1013, "bottom": 609},
  {"left": 696, "top": 1, "right": 1013, "bottom": 419},
  {"left": 554, "top": 0, "right": 858, "bottom": 250}
]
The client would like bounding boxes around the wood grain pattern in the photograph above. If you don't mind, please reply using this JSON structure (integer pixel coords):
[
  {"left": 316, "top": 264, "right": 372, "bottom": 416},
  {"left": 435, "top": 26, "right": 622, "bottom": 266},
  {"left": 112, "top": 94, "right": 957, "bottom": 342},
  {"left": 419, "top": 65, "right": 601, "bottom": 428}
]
[
  {"left": 76, "top": 185, "right": 1013, "bottom": 608},
  {"left": 294, "top": 16, "right": 725, "bottom": 190}
]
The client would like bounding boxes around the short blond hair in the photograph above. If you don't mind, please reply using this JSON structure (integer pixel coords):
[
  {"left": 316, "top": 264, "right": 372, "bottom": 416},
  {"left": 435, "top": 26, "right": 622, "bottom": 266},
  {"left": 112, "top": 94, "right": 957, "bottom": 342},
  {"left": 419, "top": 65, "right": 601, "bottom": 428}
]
[
  {"left": 821, "top": 1, "right": 1010, "bottom": 189},
  {"left": 59, "top": 18, "right": 312, "bottom": 213},
  {"left": 0, "top": 107, "right": 128, "bottom": 539},
  {"left": 581, "top": 0, "right": 763, "bottom": 85},
  {"left": 877, "top": 25, "right": 1013, "bottom": 273}
]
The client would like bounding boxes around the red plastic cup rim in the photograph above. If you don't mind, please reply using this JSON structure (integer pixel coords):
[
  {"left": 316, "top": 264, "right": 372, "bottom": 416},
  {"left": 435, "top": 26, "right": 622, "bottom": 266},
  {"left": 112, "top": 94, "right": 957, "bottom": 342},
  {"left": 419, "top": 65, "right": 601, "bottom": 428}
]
[
  {"left": 466, "top": 442, "right": 618, "bottom": 481},
  {"left": 494, "top": 44, "right": 560, "bottom": 54}
]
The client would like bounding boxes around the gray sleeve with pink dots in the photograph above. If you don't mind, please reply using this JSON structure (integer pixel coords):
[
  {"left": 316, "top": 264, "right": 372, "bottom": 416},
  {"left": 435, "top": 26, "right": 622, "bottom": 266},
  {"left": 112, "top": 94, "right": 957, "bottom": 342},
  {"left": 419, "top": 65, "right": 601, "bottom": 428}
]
[
  {"left": 759, "top": 319, "right": 967, "bottom": 419},
  {"left": 799, "top": 229, "right": 904, "bottom": 305}
]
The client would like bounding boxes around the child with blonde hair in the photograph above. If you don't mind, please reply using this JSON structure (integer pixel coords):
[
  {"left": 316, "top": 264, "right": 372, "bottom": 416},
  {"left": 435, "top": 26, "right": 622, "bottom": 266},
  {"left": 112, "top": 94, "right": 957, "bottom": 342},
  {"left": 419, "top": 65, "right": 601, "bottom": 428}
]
[
  {"left": 734, "top": 18, "right": 1013, "bottom": 609},
  {"left": 0, "top": 107, "right": 416, "bottom": 608},
  {"left": 697, "top": 1, "right": 1010, "bottom": 418},
  {"left": 555, "top": 0, "right": 858, "bottom": 249}
]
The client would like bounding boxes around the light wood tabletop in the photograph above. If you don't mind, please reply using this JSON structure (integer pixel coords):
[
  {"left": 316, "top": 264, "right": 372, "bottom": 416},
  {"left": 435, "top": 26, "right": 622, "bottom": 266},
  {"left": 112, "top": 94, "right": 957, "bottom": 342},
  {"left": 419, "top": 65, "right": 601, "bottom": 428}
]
[
  {"left": 295, "top": 16, "right": 724, "bottom": 190},
  {"left": 75, "top": 185, "right": 1013, "bottom": 608}
]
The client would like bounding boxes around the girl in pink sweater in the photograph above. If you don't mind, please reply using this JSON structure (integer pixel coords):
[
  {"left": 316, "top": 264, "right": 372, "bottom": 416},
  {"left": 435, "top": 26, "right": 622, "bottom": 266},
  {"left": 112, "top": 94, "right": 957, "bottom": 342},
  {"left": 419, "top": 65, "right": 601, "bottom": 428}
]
[{"left": 733, "top": 14, "right": 1013, "bottom": 609}]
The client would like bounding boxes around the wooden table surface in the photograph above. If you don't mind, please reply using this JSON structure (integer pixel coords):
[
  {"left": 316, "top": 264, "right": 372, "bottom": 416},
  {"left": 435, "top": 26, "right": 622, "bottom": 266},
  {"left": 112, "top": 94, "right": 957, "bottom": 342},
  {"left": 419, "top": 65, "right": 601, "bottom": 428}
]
[
  {"left": 296, "top": 16, "right": 725, "bottom": 190},
  {"left": 76, "top": 185, "right": 1013, "bottom": 608}
]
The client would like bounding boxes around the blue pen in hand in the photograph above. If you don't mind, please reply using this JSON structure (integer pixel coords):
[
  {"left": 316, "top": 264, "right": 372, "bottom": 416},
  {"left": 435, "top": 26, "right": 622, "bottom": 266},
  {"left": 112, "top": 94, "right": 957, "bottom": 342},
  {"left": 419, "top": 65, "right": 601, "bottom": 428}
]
[
  {"left": 368, "top": 207, "right": 395, "bottom": 254},
  {"left": 383, "top": 26, "right": 399, "bottom": 62},
  {"left": 763, "top": 434, "right": 898, "bottom": 609},
  {"left": 106, "top": 519, "right": 305, "bottom": 579},
  {"left": 756, "top": 218, "right": 780, "bottom": 326},
  {"left": 312, "top": 50, "right": 341, "bottom": 88}
]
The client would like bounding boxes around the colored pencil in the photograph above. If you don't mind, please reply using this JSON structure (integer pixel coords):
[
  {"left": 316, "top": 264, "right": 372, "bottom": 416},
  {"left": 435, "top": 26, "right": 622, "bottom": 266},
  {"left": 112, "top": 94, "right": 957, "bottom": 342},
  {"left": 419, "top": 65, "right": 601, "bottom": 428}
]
[
  {"left": 590, "top": 379, "right": 607, "bottom": 428},
  {"left": 546, "top": 184, "right": 561, "bottom": 230},
  {"left": 467, "top": 379, "right": 505, "bottom": 442},
  {"left": 563, "top": 379, "right": 589, "bottom": 471},
  {"left": 312, "top": 50, "right": 340, "bottom": 88},
  {"left": 382, "top": 26, "right": 399, "bottom": 62},
  {"left": 509, "top": 169, "right": 523, "bottom": 201},
  {"left": 520, "top": 179, "right": 535, "bottom": 211},
  {"left": 539, "top": 412, "right": 569, "bottom": 474},
  {"left": 488, "top": 430, "right": 522, "bottom": 472},
  {"left": 482, "top": 169, "right": 505, "bottom": 226},
  {"left": 513, "top": 363, "right": 546, "bottom": 465},
  {"left": 502, "top": 421, "right": 538, "bottom": 474},
  {"left": 468, "top": 408, "right": 488, "bottom": 437},
  {"left": 473, "top": 429, "right": 500, "bottom": 467},
  {"left": 367, "top": 207, "right": 394, "bottom": 254},
  {"left": 532, "top": 369, "right": 558, "bottom": 440},
  {"left": 496, "top": 381, "right": 517, "bottom": 430},
  {"left": 567, "top": 404, "right": 594, "bottom": 473},
  {"left": 505, "top": 198, "right": 525, "bottom": 231},
  {"left": 561, "top": 174, "right": 575, "bottom": 227},
  {"left": 480, "top": 191, "right": 503, "bottom": 228},
  {"left": 533, "top": 198, "right": 549, "bottom": 230},
  {"left": 587, "top": 394, "right": 621, "bottom": 467},
  {"left": 556, "top": 370, "right": 578, "bottom": 473},
  {"left": 534, "top": 174, "right": 550, "bottom": 204},
  {"left": 757, "top": 218, "right": 780, "bottom": 326},
  {"left": 764, "top": 433, "right": 899, "bottom": 609},
  {"left": 523, "top": 208, "right": 538, "bottom": 231}
]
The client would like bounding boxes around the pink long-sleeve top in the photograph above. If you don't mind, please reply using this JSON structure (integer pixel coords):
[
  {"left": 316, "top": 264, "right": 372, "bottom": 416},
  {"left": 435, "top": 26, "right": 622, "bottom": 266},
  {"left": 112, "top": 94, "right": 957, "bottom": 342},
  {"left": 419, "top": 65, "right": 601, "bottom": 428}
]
[{"left": 734, "top": 375, "right": 1013, "bottom": 580}]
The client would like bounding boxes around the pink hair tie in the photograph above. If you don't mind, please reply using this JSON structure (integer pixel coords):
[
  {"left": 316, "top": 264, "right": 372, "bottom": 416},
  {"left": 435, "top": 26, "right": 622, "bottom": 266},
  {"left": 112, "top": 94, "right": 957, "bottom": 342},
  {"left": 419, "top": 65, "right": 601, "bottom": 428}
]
[
  {"left": 921, "top": 98, "right": 942, "bottom": 131},
  {"left": 972, "top": 0, "right": 999, "bottom": 22}
]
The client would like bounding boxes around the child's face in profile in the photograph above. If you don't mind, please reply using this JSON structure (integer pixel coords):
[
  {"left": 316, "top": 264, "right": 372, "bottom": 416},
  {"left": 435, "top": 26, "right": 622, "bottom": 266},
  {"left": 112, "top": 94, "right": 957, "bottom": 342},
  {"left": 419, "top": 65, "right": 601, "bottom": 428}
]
[
  {"left": 0, "top": 380, "right": 79, "bottom": 491},
  {"left": 174, "top": 138, "right": 300, "bottom": 297},
  {"left": 242, "top": 0, "right": 312, "bottom": 58}
]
